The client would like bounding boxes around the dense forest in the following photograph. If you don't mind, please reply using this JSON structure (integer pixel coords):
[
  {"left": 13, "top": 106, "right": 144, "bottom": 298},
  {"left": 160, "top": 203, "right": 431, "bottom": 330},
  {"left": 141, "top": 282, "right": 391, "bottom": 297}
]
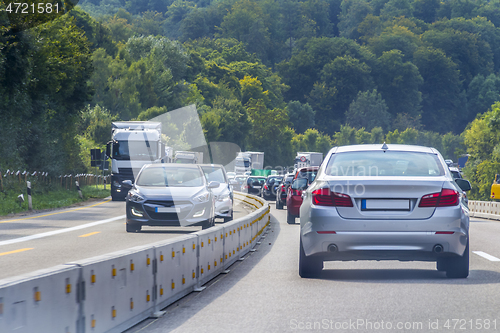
[{"left": 3, "top": 0, "right": 500, "bottom": 198}]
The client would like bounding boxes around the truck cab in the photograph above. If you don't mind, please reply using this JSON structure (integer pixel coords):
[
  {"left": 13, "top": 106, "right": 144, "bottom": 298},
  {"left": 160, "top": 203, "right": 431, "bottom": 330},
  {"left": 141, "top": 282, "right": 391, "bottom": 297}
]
[{"left": 107, "top": 122, "right": 165, "bottom": 201}]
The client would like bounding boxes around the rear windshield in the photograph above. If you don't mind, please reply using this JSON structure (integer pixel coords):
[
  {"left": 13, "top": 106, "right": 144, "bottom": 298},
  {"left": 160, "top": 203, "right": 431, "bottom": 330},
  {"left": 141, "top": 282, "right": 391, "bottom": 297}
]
[{"left": 325, "top": 151, "right": 445, "bottom": 177}]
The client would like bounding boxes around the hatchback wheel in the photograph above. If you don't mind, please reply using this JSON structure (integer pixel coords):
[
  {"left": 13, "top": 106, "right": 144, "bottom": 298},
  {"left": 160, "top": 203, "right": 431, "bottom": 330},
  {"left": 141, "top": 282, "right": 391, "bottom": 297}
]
[
  {"left": 299, "top": 238, "right": 323, "bottom": 278},
  {"left": 445, "top": 239, "right": 469, "bottom": 278},
  {"left": 287, "top": 210, "right": 295, "bottom": 224},
  {"left": 223, "top": 210, "right": 233, "bottom": 223},
  {"left": 126, "top": 223, "right": 141, "bottom": 233}
]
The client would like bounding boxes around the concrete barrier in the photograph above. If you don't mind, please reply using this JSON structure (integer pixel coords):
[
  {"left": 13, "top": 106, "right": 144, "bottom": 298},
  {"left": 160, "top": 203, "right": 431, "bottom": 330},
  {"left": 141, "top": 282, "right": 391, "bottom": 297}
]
[
  {"left": 0, "top": 192, "right": 269, "bottom": 333},
  {"left": 469, "top": 200, "right": 500, "bottom": 221}
]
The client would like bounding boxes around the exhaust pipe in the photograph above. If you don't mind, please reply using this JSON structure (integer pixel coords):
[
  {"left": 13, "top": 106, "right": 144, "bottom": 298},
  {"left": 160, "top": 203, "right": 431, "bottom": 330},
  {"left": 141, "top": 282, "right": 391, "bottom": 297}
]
[
  {"left": 433, "top": 244, "right": 444, "bottom": 253},
  {"left": 327, "top": 244, "right": 338, "bottom": 253}
]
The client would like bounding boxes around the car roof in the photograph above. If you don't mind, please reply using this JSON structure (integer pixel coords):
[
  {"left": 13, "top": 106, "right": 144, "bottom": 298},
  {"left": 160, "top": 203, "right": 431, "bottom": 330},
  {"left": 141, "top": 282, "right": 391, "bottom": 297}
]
[
  {"left": 145, "top": 163, "right": 200, "bottom": 169},
  {"left": 330, "top": 144, "right": 437, "bottom": 154}
]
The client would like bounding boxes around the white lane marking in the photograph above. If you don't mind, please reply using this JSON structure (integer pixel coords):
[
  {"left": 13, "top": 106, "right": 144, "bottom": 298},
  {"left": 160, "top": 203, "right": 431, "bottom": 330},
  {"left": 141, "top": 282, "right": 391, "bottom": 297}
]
[
  {"left": 0, "top": 215, "right": 126, "bottom": 247},
  {"left": 473, "top": 251, "right": 500, "bottom": 262}
]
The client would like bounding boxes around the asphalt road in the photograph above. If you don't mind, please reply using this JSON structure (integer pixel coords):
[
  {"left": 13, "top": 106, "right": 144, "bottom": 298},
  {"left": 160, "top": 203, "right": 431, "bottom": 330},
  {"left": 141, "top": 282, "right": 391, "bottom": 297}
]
[
  {"left": 0, "top": 198, "right": 255, "bottom": 280},
  {"left": 126, "top": 202, "right": 500, "bottom": 333}
]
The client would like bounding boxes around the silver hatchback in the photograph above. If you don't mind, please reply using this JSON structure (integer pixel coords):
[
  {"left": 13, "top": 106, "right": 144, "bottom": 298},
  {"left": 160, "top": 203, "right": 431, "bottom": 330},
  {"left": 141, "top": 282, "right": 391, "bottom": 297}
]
[{"left": 299, "top": 144, "right": 471, "bottom": 278}]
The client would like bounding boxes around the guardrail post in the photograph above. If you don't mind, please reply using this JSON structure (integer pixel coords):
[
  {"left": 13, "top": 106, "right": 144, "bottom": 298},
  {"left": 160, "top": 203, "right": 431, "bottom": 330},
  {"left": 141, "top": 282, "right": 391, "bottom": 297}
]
[{"left": 27, "top": 180, "right": 32, "bottom": 210}]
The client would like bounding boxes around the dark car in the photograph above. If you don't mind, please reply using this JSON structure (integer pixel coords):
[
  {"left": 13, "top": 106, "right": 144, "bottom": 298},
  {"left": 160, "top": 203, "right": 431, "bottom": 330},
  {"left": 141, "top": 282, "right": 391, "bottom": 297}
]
[
  {"left": 286, "top": 166, "right": 318, "bottom": 224},
  {"left": 261, "top": 176, "right": 283, "bottom": 200},
  {"left": 276, "top": 173, "right": 295, "bottom": 209},
  {"left": 125, "top": 164, "right": 219, "bottom": 232},
  {"left": 241, "top": 176, "right": 266, "bottom": 196}
]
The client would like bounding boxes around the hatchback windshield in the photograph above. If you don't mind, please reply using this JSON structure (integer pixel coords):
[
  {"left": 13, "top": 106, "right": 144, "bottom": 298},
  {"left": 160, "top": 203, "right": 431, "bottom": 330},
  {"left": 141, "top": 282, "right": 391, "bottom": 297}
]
[
  {"left": 325, "top": 151, "right": 445, "bottom": 177},
  {"left": 136, "top": 167, "right": 204, "bottom": 187}
]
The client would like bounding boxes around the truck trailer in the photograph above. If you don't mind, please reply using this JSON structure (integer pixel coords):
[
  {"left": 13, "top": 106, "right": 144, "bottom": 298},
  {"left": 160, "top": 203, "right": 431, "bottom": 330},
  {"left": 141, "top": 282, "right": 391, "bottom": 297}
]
[
  {"left": 174, "top": 151, "right": 204, "bottom": 164},
  {"left": 294, "top": 152, "right": 323, "bottom": 169},
  {"left": 234, "top": 152, "right": 264, "bottom": 174}
]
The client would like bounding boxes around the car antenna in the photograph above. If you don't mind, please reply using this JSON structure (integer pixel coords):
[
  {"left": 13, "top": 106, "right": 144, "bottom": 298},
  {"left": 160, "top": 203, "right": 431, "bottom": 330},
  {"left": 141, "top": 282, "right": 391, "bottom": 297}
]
[{"left": 381, "top": 142, "right": 388, "bottom": 152}]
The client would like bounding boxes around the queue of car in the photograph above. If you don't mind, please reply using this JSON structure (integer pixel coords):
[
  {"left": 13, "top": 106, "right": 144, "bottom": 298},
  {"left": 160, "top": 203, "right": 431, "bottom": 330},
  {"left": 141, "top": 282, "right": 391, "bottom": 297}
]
[{"left": 122, "top": 145, "right": 472, "bottom": 281}]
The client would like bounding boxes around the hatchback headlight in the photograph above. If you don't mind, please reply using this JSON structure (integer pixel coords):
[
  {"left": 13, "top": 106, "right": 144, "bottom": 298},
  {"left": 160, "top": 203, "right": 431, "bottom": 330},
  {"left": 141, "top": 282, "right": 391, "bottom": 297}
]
[
  {"left": 218, "top": 191, "right": 230, "bottom": 201},
  {"left": 194, "top": 192, "right": 210, "bottom": 203},
  {"left": 128, "top": 190, "right": 145, "bottom": 203}
]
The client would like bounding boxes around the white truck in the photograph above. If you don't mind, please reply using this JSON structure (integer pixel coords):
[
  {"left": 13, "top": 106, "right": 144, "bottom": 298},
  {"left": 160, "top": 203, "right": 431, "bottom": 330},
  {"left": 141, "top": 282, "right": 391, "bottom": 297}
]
[
  {"left": 174, "top": 151, "right": 204, "bottom": 164},
  {"left": 106, "top": 121, "right": 166, "bottom": 201},
  {"left": 294, "top": 152, "right": 323, "bottom": 169},
  {"left": 234, "top": 152, "right": 264, "bottom": 174}
]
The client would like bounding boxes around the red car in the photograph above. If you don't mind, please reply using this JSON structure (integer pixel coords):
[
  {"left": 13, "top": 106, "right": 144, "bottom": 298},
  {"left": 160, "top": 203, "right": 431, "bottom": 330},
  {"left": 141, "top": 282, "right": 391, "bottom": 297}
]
[{"left": 286, "top": 167, "right": 318, "bottom": 224}]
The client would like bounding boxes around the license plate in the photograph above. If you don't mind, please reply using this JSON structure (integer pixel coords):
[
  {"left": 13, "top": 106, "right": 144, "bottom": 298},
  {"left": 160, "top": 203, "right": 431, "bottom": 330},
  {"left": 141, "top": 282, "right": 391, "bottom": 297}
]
[
  {"left": 253, "top": 186, "right": 261, "bottom": 189},
  {"left": 155, "top": 207, "right": 181, "bottom": 213},
  {"left": 361, "top": 199, "right": 410, "bottom": 210}
]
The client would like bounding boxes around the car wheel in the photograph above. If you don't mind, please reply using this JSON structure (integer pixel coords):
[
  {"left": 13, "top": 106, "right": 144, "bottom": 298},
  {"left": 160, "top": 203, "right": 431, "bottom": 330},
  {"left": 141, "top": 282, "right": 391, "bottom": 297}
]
[
  {"left": 126, "top": 223, "right": 141, "bottom": 233},
  {"left": 299, "top": 237, "right": 323, "bottom": 278},
  {"left": 445, "top": 239, "right": 469, "bottom": 278},
  {"left": 436, "top": 259, "right": 448, "bottom": 271},
  {"left": 202, "top": 218, "right": 214, "bottom": 230},
  {"left": 276, "top": 199, "right": 283, "bottom": 210},
  {"left": 224, "top": 210, "right": 233, "bottom": 223},
  {"left": 287, "top": 210, "right": 295, "bottom": 224}
]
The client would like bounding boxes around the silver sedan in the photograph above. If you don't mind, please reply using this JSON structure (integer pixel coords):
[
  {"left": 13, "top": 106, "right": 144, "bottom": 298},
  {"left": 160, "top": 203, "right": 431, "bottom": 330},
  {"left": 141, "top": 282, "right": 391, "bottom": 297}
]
[{"left": 299, "top": 144, "right": 471, "bottom": 278}]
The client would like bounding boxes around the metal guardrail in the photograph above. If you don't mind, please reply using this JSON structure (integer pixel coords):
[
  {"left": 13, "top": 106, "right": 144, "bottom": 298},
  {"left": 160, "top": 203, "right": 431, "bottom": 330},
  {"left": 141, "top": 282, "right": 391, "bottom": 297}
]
[{"left": 0, "top": 192, "right": 271, "bottom": 333}]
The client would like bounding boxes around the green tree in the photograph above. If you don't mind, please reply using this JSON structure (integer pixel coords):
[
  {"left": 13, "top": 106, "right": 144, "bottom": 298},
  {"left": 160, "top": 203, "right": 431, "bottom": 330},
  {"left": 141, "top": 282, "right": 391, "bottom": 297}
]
[
  {"left": 345, "top": 89, "right": 391, "bottom": 131},
  {"left": 287, "top": 101, "right": 316, "bottom": 134},
  {"left": 372, "top": 49, "right": 423, "bottom": 117},
  {"left": 413, "top": 46, "right": 464, "bottom": 133}
]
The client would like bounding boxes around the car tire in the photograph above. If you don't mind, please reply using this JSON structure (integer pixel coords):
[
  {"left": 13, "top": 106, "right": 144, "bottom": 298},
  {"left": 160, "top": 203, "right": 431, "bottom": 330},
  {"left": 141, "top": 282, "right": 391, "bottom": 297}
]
[
  {"left": 299, "top": 237, "right": 323, "bottom": 278},
  {"left": 276, "top": 199, "right": 283, "bottom": 209},
  {"left": 287, "top": 210, "right": 295, "bottom": 224},
  {"left": 224, "top": 210, "right": 233, "bottom": 223},
  {"left": 436, "top": 259, "right": 448, "bottom": 271},
  {"left": 445, "top": 239, "right": 469, "bottom": 278},
  {"left": 202, "top": 217, "right": 215, "bottom": 230},
  {"left": 126, "top": 223, "right": 141, "bottom": 233}
]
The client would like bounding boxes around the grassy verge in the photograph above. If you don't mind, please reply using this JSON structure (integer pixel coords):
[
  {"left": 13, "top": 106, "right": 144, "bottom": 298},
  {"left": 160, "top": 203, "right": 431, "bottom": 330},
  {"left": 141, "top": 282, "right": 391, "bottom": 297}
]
[{"left": 0, "top": 184, "right": 111, "bottom": 216}]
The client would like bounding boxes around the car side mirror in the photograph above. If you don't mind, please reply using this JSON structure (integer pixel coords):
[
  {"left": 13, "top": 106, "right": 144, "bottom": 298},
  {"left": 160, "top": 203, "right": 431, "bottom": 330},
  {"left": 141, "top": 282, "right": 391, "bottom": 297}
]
[
  {"left": 208, "top": 181, "right": 220, "bottom": 189},
  {"left": 122, "top": 180, "right": 133, "bottom": 187},
  {"left": 455, "top": 179, "right": 471, "bottom": 191}
]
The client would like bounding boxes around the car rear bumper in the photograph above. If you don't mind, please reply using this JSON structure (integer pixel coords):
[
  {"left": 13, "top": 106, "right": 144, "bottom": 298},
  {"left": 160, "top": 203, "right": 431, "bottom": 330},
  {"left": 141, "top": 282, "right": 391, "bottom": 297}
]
[
  {"left": 300, "top": 201, "right": 469, "bottom": 261},
  {"left": 301, "top": 230, "right": 468, "bottom": 261}
]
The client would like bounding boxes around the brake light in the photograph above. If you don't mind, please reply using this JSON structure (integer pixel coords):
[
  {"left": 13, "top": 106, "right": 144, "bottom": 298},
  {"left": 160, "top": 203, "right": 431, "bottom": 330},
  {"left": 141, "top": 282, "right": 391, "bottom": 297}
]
[
  {"left": 419, "top": 188, "right": 459, "bottom": 207},
  {"left": 264, "top": 185, "right": 268, "bottom": 190},
  {"left": 312, "top": 188, "right": 353, "bottom": 207}
]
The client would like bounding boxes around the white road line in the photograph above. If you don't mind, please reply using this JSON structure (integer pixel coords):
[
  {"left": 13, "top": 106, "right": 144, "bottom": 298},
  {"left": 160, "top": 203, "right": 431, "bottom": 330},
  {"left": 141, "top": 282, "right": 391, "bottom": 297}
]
[
  {"left": 473, "top": 251, "right": 500, "bottom": 262},
  {"left": 0, "top": 215, "right": 126, "bottom": 247}
]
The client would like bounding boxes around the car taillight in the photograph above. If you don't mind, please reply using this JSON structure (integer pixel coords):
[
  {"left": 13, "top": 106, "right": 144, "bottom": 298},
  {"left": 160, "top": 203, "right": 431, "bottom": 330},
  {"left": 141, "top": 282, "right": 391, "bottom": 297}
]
[
  {"left": 264, "top": 185, "right": 268, "bottom": 190},
  {"left": 312, "top": 188, "right": 353, "bottom": 207},
  {"left": 281, "top": 187, "right": 286, "bottom": 192},
  {"left": 419, "top": 188, "right": 459, "bottom": 207}
]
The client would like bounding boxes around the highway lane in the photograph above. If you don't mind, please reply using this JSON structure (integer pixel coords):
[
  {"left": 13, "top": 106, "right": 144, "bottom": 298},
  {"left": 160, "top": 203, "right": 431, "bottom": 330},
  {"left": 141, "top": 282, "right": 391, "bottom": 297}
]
[
  {"left": 0, "top": 198, "right": 256, "bottom": 280},
  {"left": 128, "top": 202, "right": 500, "bottom": 333}
]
